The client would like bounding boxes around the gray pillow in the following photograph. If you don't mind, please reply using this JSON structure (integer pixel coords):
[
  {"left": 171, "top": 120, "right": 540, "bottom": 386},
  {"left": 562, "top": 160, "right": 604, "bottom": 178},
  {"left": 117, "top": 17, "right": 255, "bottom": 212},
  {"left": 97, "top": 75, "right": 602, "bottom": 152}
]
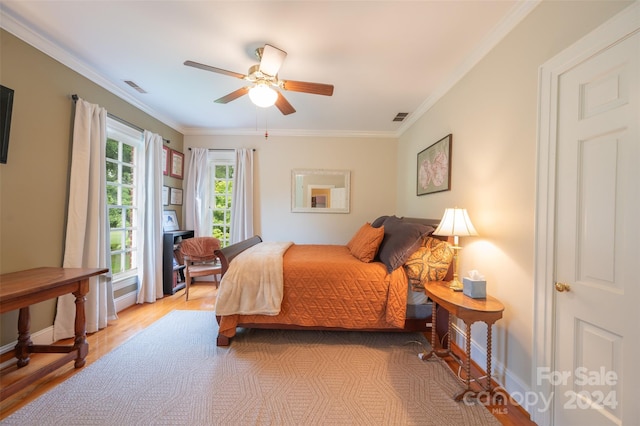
[
  {"left": 370, "top": 215, "right": 390, "bottom": 228},
  {"left": 377, "top": 216, "right": 434, "bottom": 273}
]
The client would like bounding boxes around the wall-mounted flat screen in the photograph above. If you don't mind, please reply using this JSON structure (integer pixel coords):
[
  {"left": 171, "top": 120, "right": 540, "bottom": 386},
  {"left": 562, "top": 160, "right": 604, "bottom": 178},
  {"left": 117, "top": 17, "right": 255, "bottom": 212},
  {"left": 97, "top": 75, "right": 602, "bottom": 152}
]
[{"left": 1, "top": 85, "right": 15, "bottom": 164}]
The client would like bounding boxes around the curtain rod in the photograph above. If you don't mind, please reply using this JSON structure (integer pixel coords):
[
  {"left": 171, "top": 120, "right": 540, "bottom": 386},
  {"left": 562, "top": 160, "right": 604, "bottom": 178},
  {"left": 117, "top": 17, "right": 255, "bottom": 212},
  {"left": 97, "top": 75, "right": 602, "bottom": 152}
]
[
  {"left": 71, "top": 94, "right": 170, "bottom": 144},
  {"left": 188, "top": 148, "right": 256, "bottom": 151}
]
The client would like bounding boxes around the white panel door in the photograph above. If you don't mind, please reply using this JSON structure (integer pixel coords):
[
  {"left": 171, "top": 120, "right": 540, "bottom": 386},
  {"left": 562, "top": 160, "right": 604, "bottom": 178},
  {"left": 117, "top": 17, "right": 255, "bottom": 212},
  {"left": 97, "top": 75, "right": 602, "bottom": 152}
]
[{"left": 553, "top": 31, "right": 638, "bottom": 425}]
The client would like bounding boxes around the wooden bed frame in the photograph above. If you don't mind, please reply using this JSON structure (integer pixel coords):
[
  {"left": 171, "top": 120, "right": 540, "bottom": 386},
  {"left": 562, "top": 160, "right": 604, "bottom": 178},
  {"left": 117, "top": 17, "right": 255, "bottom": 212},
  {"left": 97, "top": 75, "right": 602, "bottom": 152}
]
[{"left": 213, "top": 218, "right": 452, "bottom": 346}]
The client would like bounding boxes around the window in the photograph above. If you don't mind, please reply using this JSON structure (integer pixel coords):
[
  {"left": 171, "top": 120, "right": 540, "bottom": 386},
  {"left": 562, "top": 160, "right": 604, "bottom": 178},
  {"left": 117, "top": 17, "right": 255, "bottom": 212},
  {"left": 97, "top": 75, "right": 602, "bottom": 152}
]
[
  {"left": 209, "top": 151, "right": 234, "bottom": 247},
  {"left": 106, "top": 119, "right": 143, "bottom": 279}
]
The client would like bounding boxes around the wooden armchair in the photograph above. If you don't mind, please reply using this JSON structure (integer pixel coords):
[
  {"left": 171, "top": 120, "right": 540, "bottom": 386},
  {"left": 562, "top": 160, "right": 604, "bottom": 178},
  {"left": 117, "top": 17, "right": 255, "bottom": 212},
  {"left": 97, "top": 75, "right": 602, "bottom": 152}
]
[{"left": 179, "top": 237, "right": 222, "bottom": 300}]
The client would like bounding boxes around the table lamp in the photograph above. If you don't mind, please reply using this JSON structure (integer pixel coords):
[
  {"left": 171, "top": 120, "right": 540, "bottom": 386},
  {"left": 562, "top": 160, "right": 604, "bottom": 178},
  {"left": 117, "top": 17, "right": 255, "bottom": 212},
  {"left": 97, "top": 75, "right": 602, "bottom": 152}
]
[{"left": 433, "top": 208, "right": 478, "bottom": 291}]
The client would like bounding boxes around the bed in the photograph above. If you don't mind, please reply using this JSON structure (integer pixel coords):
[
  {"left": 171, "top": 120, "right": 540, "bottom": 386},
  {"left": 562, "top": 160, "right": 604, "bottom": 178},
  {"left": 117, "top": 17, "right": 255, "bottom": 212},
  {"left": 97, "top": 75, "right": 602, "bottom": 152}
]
[{"left": 213, "top": 216, "right": 454, "bottom": 346}]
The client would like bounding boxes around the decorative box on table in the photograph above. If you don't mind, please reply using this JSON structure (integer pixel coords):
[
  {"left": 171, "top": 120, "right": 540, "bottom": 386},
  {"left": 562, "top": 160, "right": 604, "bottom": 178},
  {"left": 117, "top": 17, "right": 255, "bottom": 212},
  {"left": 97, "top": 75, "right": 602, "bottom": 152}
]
[{"left": 463, "top": 277, "right": 486, "bottom": 299}]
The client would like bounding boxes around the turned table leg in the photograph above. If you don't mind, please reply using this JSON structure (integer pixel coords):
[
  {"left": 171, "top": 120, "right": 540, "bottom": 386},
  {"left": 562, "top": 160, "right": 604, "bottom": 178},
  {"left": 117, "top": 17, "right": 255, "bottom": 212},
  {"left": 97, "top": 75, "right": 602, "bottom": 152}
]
[
  {"left": 448, "top": 315, "right": 454, "bottom": 352},
  {"left": 430, "top": 302, "right": 438, "bottom": 354},
  {"left": 465, "top": 322, "right": 472, "bottom": 391},
  {"left": 454, "top": 321, "right": 475, "bottom": 402},
  {"left": 16, "top": 307, "right": 33, "bottom": 368},
  {"left": 486, "top": 321, "right": 496, "bottom": 392},
  {"left": 72, "top": 284, "right": 89, "bottom": 368}
]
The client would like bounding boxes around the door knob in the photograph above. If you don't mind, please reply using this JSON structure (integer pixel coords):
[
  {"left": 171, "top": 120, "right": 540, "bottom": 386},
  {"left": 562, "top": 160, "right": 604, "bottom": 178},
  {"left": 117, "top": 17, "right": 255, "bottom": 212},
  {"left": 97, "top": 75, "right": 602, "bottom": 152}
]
[{"left": 555, "top": 282, "right": 571, "bottom": 292}]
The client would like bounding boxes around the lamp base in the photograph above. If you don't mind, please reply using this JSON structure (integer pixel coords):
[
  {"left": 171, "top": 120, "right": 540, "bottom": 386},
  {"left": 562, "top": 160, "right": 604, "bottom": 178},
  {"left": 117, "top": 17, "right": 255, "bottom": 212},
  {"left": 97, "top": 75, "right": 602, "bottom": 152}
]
[{"left": 448, "top": 278, "right": 464, "bottom": 292}]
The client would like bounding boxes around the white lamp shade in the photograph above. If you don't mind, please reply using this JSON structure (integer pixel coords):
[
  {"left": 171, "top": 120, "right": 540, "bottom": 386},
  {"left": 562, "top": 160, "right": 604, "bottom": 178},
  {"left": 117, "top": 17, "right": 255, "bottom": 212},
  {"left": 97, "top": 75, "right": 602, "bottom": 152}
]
[
  {"left": 433, "top": 208, "right": 478, "bottom": 237},
  {"left": 249, "top": 84, "right": 278, "bottom": 108}
]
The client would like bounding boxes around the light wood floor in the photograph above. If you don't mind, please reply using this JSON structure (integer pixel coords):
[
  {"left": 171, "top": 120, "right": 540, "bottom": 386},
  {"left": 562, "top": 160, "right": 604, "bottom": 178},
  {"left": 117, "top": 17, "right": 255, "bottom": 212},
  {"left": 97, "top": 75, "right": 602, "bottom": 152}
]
[{"left": 0, "top": 284, "right": 535, "bottom": 425}]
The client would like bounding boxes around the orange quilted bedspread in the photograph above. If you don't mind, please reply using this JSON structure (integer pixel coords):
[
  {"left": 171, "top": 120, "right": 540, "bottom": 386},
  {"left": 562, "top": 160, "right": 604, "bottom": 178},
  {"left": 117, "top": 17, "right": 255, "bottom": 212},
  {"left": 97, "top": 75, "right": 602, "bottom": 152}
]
[{"left": 218, "top": 244, "right": 408, "bottom": 339}]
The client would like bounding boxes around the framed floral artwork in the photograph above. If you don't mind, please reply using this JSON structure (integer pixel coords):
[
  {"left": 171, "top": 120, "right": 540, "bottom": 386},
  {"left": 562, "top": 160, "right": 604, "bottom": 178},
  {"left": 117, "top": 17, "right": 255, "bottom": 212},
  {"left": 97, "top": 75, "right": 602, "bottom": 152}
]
[{"left": 417, "top": 134, "right": 452, "bottom": 196}]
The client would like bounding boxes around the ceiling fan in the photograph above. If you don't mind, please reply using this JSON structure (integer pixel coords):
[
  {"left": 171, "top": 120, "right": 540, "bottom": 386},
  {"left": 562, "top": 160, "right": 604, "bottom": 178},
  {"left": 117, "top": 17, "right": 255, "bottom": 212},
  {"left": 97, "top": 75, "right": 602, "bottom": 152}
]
[{"left": 184, "top": 44, "right": 334, "bottom": 115}]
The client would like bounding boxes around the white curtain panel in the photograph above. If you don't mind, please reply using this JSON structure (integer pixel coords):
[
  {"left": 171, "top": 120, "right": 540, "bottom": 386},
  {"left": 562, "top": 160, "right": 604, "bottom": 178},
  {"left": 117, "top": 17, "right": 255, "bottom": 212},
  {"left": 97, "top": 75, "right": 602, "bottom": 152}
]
[
  {"left": 54, "top": 98, "right": 116, "bottom": 340},
  {"left": 230, "top": 148, "right": 254, "bottom": 243},
  {"left": 137, "top": 131, "right": 164, "bottom": 303},
  {"left": 184, "top": 147, "right": 211, "bottom": 236}
]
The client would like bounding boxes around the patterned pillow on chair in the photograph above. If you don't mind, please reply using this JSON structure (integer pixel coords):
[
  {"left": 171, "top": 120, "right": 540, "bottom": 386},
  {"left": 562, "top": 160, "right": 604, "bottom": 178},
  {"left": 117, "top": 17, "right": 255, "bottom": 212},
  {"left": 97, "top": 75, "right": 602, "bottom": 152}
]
[{"left": 404, "top": 237, "right": 453, "bottom": 290}]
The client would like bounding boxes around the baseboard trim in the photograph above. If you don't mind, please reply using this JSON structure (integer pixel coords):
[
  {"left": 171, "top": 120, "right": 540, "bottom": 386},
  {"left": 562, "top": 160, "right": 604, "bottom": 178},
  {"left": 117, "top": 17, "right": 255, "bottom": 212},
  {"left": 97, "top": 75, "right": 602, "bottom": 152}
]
[
  {"left": 0, "top": 326, "right": 54, "bottom": 370},
  {"left": 115, "top": 291, "right": 137, "bottom": 313}
]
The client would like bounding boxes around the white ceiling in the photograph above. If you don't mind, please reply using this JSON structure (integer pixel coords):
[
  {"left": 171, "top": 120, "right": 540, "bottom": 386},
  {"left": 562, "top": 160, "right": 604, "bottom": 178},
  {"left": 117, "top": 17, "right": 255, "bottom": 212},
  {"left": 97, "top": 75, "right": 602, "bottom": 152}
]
[{"left": 0, "top": 1, "right": 537, "bottom": 137}]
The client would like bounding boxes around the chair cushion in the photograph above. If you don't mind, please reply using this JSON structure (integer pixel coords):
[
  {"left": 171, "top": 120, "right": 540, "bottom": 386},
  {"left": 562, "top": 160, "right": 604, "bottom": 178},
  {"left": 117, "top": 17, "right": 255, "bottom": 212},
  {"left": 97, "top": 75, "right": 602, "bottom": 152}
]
[{"left": 187, "top": 264, "right": 222, "bottom": 275}]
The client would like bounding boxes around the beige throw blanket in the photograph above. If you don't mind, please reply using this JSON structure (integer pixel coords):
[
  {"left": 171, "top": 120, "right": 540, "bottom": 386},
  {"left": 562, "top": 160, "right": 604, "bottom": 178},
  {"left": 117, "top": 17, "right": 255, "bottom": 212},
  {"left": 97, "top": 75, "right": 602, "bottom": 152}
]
[{"left": 214, "top": 241, "right": 294, "bottom": 316}]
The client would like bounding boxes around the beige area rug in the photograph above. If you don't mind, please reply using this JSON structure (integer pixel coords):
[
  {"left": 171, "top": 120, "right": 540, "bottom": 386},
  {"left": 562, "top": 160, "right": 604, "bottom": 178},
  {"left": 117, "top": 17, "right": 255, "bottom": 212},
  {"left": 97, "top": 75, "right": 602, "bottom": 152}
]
[{"left": 2, "top": 311, "right": 500, "bottom": 425}]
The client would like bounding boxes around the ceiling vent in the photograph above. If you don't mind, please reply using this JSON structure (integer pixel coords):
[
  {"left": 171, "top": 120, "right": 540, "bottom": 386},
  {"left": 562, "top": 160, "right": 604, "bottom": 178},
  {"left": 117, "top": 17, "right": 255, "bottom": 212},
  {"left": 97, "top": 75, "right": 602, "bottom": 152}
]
[
  {"left": 393, "top": 112, "right": 409, "bottom": 122},
  {"left": 124, "top": 80, "right": 147, "bottom": 94}
]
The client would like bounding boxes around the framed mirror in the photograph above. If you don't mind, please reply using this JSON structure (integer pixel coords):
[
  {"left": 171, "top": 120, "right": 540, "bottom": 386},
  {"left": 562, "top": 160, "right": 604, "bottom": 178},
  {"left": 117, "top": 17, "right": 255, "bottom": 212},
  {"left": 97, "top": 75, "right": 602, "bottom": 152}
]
[{"left": 291, "top": 169, "right": 350, "bottom": 213}]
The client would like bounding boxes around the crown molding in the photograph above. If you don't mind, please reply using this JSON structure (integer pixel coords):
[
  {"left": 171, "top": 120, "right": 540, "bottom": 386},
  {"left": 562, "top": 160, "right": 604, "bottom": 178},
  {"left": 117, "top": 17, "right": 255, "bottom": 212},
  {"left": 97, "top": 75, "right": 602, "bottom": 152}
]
[
  {"left": 397, "top": 0, "right": 541, "bottom": 136},
  {"left": 181, "top": 127, "right": 398, "bottom": 139},
  {"left": 0, "top": 6, "right": 184, "bottom": 133},
  {"left": 1, "top": 7, "right": 393, "bottom": 140},
  {"left": 1, "top": 1, "right": 540, "bottom": 140}
]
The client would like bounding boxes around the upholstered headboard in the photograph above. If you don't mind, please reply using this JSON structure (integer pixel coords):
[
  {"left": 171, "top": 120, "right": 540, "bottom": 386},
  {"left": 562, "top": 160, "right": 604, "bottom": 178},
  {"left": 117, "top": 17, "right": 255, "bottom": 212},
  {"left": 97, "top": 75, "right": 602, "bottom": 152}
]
[
  {"left": 402, "top": 217, "right": 449, "bottom": 240},
  {"left": 402, "top": 217, "right": 440, "bottom": 230}
]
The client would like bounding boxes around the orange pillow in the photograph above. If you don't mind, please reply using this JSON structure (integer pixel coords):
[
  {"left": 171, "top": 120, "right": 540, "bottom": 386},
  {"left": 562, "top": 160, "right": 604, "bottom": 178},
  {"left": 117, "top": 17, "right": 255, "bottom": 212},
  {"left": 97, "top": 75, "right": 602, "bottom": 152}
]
[{"left": 347, "top": 223, "right": 385, "bottom": 263}]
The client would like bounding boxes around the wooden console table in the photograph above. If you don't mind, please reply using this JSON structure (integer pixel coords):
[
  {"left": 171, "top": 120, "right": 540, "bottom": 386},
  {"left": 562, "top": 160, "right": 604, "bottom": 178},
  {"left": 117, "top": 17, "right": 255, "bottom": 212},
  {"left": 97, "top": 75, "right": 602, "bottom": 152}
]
[
  {"left": 0, "top": 267, "right": 108, "bottom": 401},
  {"left": 424, "top": 280, "right": 504, "bottom": 401}
]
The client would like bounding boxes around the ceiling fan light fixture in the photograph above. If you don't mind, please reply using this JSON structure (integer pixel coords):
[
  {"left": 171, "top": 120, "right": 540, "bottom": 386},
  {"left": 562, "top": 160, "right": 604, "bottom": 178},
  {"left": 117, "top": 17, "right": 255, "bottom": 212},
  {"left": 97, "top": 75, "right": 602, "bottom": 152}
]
[
  {"left": 185, "top": 43, "right": 333, "bottom": 115},
  {"left": 249, "top": 83, "right": 277, "bottom": 108}
]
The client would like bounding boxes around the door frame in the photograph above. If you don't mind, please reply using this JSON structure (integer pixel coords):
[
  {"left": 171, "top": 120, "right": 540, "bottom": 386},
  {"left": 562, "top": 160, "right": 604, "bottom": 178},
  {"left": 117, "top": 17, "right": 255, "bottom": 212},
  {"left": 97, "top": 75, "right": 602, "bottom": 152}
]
[{"left": 532, "top": 3, "right": 639, "bottom": 425}]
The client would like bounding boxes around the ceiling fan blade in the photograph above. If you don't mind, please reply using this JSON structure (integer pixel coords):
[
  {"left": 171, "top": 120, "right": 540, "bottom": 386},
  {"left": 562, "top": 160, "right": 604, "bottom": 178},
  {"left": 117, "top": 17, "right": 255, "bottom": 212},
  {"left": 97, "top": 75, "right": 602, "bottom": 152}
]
[
  {"left": 259, "top": 44, "right": 287, "bottom": 77},
  {"left": 281, "top": 80, "right": 334, "bottom": 96},
  {"left": 275, "top": 92, "right": 296, "bottom": 115},
  {"left": 214, "top": 87, "right": 250, "bottom": 104},
  {"left": 184, "top": 60, "right": 246, "bottom": 80}
]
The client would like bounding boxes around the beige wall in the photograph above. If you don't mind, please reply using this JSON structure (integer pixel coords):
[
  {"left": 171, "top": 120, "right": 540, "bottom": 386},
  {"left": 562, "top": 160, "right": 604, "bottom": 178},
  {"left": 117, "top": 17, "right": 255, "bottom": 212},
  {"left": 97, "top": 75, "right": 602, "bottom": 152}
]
[
  {"left": 185, "top": 134, "right": 398, "bottom": 244},
  {"left": 0, "top": 30, "right": 184, "bottom": 345},
  {"left": 397, "top": 0, "right": 632, "bottom": 396}
]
